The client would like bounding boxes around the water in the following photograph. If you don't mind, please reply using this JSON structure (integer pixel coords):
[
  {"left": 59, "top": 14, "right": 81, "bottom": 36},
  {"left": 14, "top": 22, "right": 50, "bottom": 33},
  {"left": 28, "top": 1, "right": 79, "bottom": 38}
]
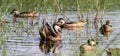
[{"left": 0, "top": 10, "right": 120, "bottom": 56}]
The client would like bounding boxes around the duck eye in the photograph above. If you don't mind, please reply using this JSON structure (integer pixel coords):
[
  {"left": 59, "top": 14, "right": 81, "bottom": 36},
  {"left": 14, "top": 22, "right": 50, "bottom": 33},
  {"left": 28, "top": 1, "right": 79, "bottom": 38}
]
[{"left": 60, "top": 20, "right": 65, "bottom": 24}]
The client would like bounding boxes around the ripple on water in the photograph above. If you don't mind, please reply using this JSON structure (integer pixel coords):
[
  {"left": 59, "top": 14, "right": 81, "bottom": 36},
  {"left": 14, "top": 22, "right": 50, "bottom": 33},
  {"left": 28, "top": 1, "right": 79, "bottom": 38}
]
[{"left": 2, "top": 11, "right": 120, "bottom": 56}]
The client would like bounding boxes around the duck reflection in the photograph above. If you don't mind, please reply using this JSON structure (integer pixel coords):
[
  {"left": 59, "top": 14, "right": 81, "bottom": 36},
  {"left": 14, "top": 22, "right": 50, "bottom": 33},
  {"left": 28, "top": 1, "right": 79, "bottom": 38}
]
[
  {"left": 27, "top": 17, "right": 39, "bottom": 26},
  {"left": 39, "top": 19, "right": 62, "bottom": 54},
  {"left": 13, "top": 16, "right": 39, "bottom": 26}
]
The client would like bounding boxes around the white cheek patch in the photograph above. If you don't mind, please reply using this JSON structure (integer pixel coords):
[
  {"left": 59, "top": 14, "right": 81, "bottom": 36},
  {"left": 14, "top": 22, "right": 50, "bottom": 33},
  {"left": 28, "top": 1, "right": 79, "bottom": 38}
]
[
  {"left": 15, "top": 11, "right": 20, "bottom": 14},
  {"left": 54, "top": 25, "right": 60, "bottom": 32},
  {"left": 91, "top": 41, "right": 95, "bottom": 45},
  {"left": 60, "top": 20, "right": 65, "bottom": 24}
]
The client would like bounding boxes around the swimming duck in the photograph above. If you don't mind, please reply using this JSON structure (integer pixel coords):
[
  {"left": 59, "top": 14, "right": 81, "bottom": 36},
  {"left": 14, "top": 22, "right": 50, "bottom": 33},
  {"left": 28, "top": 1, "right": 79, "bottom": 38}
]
[
  {"left": 105, "top": 48, "right": 113, "bottom": 56},
  {"left": 80, "top": 38, "right": 97, "bottom": 56},
  {"left": 100, "top": 20, "right": 113, "bottom": 39},
  {"left": 10, "top": 9, "right": 39, "bottom": 17},
  {"left": 39, "top": 19, "right": 62, "bottom": 54},
  {"left": 0, "top": 19, "right": 9, "bottom": 25},
  {"left": 105, "top": 48, "right": 120, "bottom": 56},
  {"left": 57, "top": 18, "right": 86, "bottom": 30},
  {"left": 39, "top": 19, "right": 62, "bottom": 41},
  {"left": 0, "top": 19, "right": 10, "bottom": 31}
]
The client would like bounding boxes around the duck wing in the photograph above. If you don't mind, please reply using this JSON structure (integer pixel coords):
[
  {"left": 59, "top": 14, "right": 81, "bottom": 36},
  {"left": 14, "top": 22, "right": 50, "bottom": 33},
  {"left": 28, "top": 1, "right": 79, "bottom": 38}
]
[
  {"left": 20, "top": 12, "right": 31, "bottom": 14},
  {"left": 45, "top": 22, "right": 57, "bottom": 37},
  {"left": 99, "top": 24, "right": 106, "bottom": 35}
]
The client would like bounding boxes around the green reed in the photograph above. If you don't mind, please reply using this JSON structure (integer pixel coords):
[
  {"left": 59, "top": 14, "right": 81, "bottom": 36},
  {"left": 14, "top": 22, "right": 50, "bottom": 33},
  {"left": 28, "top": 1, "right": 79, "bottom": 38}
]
[
  {"left": 0, "top": 23, "right": 9, "bottom": 56},
  {"left": 0, "top": 1, "right": 14, "bottom": 56},
  {"left": 0, "top": 0, "right": 119, "bottom": 12}
]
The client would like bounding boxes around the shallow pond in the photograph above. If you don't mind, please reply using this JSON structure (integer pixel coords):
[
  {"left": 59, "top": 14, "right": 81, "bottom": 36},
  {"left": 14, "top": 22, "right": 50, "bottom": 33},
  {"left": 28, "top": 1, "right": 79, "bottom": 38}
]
[{"left": 0, "top": 10, "right": 120, "bottom": 56}]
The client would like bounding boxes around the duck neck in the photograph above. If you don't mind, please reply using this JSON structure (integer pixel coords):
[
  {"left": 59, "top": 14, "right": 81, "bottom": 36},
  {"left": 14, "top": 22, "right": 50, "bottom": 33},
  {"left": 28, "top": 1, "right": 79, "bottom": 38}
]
[{"left": 53, "top": 25, "right": 62, "bottom": 35}]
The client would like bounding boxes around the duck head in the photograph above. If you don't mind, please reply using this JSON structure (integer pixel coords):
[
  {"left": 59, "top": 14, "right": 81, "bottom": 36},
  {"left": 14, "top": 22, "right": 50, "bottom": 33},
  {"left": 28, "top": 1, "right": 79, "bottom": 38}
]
[
  {"left": 42, "top": 19, "right": 46, "bottom": 26},
  {"left": 87, "top": 38, "right": 97, "bottom": 46},
  {"left": 10, "top": 9, "right": 20, "bottom": 15},
  {"left": 106, "top": 20, "right": 110, "bottom": 25},
  {"left": 57, "top": 18, "right": 65, "bottom": 25}
]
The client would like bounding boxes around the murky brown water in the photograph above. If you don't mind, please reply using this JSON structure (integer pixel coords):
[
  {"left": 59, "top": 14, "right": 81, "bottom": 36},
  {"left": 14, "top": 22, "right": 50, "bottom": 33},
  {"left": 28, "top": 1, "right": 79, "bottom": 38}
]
[{"left": 0, "top": 11, "right": 120, "bottom": 56}]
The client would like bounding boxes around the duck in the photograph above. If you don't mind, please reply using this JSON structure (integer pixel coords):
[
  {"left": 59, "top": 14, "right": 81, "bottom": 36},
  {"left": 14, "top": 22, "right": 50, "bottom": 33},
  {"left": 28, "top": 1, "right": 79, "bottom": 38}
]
[
  {"left": 39, "top": 19, "right": 62, "bottom": 41},
  {"left": 39, "top": 19, "right": 62, "bottom": 54},
  {"left": 57, "top": 18, "right": 86, "bottom": 30},
  {"left": 10, "top": 9, "right": 39, "bottom": 17},
  {"left": 0, "top": 19, "right": 10, "bottom": 31},
  {"left": 80, "top": 38, "right": 97, "bottom": 56},
  {"left": 100, "top": 20, "right": 113, "bottom": 39},
  {"left": 0, "top": 19, "right": 9, "bottom": 25},
  {"left": 105, "top": 48, "right": 120, "bottom": 56},
  {"left": 105, "top": 48, "right": 113, "bottom": 56}
]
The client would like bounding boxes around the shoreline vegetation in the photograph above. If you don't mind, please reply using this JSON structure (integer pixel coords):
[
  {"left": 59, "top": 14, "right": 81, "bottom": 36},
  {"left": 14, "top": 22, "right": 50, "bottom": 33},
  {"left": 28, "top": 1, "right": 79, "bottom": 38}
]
[{"left": 0, "top": 0, "right": 119, "bottom": 12}]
